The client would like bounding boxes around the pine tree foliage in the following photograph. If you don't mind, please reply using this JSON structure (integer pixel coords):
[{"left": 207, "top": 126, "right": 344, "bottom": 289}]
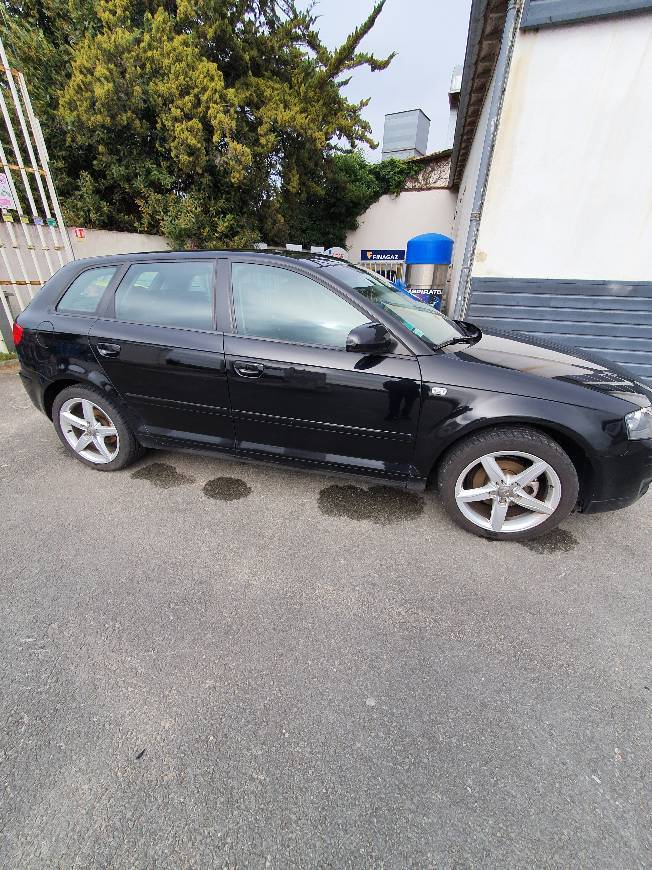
[{"left": 1, "top": 0, "right": 415, "bottom": 248}]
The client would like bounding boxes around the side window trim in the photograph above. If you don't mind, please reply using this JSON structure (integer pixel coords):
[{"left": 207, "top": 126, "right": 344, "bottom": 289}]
[
  {"left": 215, "top": 257, "right": 231, "bottom": 333},
  {"left": 55, "top": 264, "right": 123, "bottom": 316},
  {"left": 96, "top": 263, "right": 129, "bottom": 319},
  {"left": 105, "top": 258, "right": 218, "bottom": 332},
  {"left": 227, "top": 259, "right": 410, "bottom": 355}
]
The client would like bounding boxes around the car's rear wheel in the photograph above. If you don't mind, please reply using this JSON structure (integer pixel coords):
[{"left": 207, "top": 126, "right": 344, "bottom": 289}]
[
  {"left": 437, "top": 426, "right": 579, "bottom": 540},
  {"left": 52, "top": 385, "right": 143, "bottom": 471}
]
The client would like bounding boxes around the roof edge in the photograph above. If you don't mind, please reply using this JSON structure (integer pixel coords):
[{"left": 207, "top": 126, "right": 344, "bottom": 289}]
[{"left": 449, "top": 0, "right": 508, "bottom": 188}]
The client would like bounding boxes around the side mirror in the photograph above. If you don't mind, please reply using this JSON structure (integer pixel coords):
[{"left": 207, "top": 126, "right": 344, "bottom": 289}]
[{"left": 346, "top": 321, "right": 396, "bottom": 355}]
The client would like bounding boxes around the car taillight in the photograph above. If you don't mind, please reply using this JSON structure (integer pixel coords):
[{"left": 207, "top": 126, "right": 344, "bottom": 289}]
[{"left": 12, "top": 321, "right": 24, "bottom": 346}]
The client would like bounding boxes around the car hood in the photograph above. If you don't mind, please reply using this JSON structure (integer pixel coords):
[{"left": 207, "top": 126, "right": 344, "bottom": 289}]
[{"left": 435, "top": 329, "right": 652, "bottom": 410}]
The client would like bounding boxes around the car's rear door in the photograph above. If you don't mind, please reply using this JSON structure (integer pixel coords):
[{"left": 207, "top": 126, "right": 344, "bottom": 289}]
[
  {"left": 89, "top": 257, "right": 234, "bottom": 451},
  {"left": 39, "top": 262, "right": 124, "bottom": 382},
  {"left": 223, "top": 258, "right": 423, "bottom": 481}
]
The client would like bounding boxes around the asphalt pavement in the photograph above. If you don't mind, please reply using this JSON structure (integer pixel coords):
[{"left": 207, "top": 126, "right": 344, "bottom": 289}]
[{"left": 1, "top": 368, "right": 650, "bottom": 869}]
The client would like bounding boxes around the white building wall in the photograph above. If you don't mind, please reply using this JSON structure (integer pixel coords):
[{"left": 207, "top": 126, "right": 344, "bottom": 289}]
[
  {"left": 345, "top": 189, "right": 456, "bottom": 261},
  {"left": 473, "top": 14, "right": 652, "bottom": 281}
]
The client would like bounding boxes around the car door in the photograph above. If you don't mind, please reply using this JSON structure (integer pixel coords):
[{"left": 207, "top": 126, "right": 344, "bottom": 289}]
[
  {"left": 43, "top": 263, "right": 123, "bottom": 383},
  {"left": 224, "top": 259, "right": 423, "bottom": 480},
  {"left": 88, "top": 258, "right": 234, "bottom": 451}
]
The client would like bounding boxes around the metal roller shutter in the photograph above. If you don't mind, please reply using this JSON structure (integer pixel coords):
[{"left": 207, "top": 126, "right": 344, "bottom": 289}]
[{"left": 467, "top": 278, "right": 652, "bottom": 387}]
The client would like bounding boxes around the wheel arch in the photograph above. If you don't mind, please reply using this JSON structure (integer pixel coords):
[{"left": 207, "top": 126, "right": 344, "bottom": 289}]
[
  {"left": 43, "top": 373, "right": 125, "bottom": 420},
  {"left": 43, "top": 378, "right": 83, "bottom": 419},
  {"left": 427, "top": 418, "right": 595, "bottom": 502}
]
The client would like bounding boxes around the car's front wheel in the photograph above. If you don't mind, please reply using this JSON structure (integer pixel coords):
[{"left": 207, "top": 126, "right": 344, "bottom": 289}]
[
  {"left": 437, "top": 426, "right": 579, "bottom": 540},
  {"left": 52, "top": 385, "right": 143, "bottom": 471}
]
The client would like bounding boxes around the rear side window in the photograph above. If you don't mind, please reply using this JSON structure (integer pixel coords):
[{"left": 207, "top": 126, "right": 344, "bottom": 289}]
[
  {"left": 114, "top": 261, "right": 214, "bottom": 330},
  {"left": 57, "top": 266, "right": 117, "bottom": 314}
]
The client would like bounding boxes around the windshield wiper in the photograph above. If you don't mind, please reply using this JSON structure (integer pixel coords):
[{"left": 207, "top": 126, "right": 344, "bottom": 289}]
[
  {"left": 436, "top": 336, "right": 475, "bottom": 350},
  {"left": 437, "top": 321, "right": 483, "bottom": 350}
]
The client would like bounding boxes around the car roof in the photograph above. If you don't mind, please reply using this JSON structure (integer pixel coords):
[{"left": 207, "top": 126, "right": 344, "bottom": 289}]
[{"left": 66, "top": 249, "right": 351, "bottom": 273}]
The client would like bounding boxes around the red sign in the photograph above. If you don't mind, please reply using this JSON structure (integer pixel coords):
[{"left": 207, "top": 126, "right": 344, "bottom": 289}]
[{"left": 74, "top": 227, "right": 86, "bottom": 239}]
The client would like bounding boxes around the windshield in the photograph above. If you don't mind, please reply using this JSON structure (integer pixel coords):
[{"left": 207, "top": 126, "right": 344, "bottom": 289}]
[{"left": 314, "top": 261, "right": 464, "bottom": 349}]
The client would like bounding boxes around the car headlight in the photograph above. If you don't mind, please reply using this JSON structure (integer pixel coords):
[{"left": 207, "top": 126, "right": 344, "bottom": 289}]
[{"left": 625, "top": 405, "right": 652, "bottom": 440}]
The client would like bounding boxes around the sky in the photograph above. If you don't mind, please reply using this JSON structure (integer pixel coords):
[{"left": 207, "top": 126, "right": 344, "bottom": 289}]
[{"left": 302, "top": 0, "right": 473, "bottom": 159}]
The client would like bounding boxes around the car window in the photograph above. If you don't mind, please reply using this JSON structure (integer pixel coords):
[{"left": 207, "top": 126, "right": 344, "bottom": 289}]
[
  {"left": 57, "top": 266, "right": 117, "bottom": 314},
  {"left": 132, "top": 270, "right": 158, "bottom": 290},
  {"left": 232, "top": 263, "right": 368, "bottom": 348},
  {"left": 115, "top": 261, "right": 214, "bottom": 330},
  {"left": 313, "top": 261, "right": 464, "bottom": 349}
]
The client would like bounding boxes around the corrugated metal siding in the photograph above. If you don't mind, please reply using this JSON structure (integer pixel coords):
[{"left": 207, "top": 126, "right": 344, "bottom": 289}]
[
  {"left": 467, "top": 278, "right": 652, "bottom": 386},
  {"left": 521, "top": 0, "right": 652, "bottom": 29}
]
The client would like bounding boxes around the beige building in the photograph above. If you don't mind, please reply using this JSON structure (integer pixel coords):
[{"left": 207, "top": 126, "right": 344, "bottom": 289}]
[
  {"left": 345, "top": 151, "right": 456, "bottom": 263},
  {"left": 448, "top": 0, "right": 652, "bottom": 387}
]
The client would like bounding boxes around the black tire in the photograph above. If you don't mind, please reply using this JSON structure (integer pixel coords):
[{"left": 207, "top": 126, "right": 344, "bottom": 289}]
[
  {"left": 437, "top": 426, "right": 579, "bottom": 541},
  {"left": 52, "top": 384, "right": 144, "bottom": 471}
]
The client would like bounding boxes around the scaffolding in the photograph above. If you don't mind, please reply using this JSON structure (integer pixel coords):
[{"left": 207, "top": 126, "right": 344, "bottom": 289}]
[{"left": 0, "top": 36, "right": 74, "bottom": 347}]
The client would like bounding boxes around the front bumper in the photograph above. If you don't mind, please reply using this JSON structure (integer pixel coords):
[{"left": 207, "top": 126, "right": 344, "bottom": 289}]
[{"left": 580, "top": 438, "right": 652, "bottom": 514}]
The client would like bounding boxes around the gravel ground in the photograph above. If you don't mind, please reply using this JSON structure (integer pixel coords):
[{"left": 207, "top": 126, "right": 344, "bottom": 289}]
[{"left": 1, "top": 369, "right": 650, "bottom": 869}]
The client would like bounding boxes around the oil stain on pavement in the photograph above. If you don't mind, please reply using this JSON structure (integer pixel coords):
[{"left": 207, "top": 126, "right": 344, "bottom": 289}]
[
  {"left": 131, "top": 462, "right": 195, "bottom": 489},
  {"left": 203, "top": 477, "right": 252, "bottom": 501},
  {"left": 519, "top": 527, "right": 579, "bottom": 554},
  {"left": 318, "top": 483, "right": 424, "bottom": 525}
]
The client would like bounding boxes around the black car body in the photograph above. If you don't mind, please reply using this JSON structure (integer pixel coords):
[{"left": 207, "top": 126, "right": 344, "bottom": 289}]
[{"left": 13, "top": 250, "right": 652, "bottom": 537}]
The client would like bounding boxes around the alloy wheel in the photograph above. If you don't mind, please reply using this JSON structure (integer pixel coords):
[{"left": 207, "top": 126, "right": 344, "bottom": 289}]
[
  {"left": 454, "top": 450, "right": 562, "bottom": 534},
  {"left": 59, "top": 397, "right": 120, "bottom": 464}
]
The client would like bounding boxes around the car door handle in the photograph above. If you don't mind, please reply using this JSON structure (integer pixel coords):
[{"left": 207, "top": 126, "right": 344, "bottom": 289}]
[
  {"left": 96, "top": 342, "right": 121, "bottom": 358},
  {"left": 233, "top": 361, "right": 264, "bottom": 378}
]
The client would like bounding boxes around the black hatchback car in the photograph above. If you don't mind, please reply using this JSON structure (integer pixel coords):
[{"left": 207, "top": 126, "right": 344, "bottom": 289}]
[{"left": 13, "top": 250, "right": 652, "bottom": 540}]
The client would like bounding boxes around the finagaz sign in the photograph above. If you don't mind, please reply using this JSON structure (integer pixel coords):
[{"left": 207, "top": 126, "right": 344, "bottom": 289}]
[
  {"left": 0, "top": 173, "right": 16, "bottom": 210},
  {"left": 361, "top": 249, "right": 405, "bottom": 262}
]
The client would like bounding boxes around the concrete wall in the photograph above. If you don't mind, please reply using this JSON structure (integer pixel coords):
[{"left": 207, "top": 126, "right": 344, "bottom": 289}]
[
  {"left": 0, "top": 228, "right": 169, "bottom": 350},
  {"left": 345, "top": 189, "right": 456, "bottom": 262},
  {"left": 0, "top": 226, "right": 169, "bottom": 293},
  {"left": 68, "top": 228, "right": 170, "bottom": 260},
  {"left": 472, "top": 14, "right": 652, "bottom": 282}
]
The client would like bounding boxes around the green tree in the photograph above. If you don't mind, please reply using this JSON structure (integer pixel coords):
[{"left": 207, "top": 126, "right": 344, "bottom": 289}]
[
  {"left": 286, "top": 150, "right": 415, "bottom": 248},
  {"left": 1, "top": 0, "right": 413, "bottom": 248}
]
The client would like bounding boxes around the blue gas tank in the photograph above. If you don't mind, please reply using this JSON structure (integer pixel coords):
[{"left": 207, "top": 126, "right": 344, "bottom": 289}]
[{"left": 405, "top": 233, "right": 453, "bottom": 310}]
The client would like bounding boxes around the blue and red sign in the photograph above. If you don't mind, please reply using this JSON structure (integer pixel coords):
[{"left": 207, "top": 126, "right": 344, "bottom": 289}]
[{"left": 360, "top": 249, "right": 405, "bottom": 262}]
